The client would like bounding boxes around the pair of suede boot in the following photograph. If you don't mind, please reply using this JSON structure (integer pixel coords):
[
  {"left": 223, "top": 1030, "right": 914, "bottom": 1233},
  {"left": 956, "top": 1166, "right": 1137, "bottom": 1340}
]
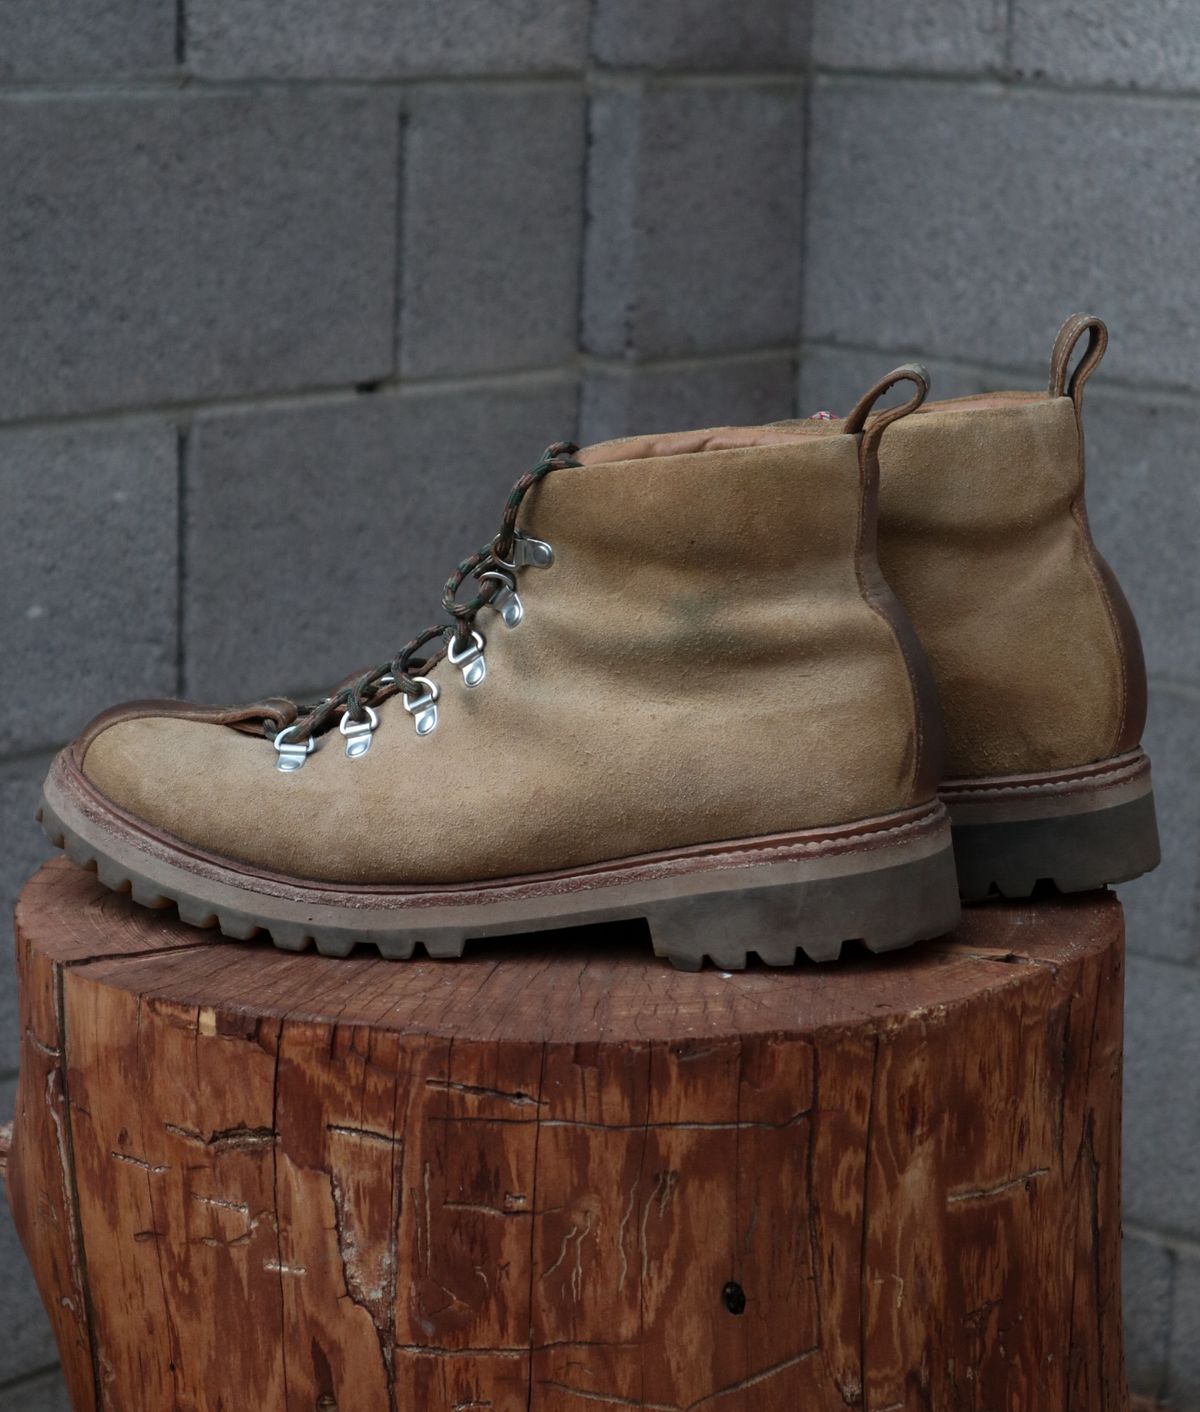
[{"left": 40, "top": 314, "right": 1159, "bottom": 970}]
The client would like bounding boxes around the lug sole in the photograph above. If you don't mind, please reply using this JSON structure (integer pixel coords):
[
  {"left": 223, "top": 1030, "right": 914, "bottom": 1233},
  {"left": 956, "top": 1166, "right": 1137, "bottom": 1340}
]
[
  {"left": 40, "top": 753, "right": 960, "bottom": 971},
  {"left": 942, "top": 748, "right": 1160, "bottom": 902}
]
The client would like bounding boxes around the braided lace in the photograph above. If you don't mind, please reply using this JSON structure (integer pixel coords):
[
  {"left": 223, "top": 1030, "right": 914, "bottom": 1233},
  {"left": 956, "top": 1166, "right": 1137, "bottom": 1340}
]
[{"left": 271, "top": 442, "right": 580, "bottom": 766}]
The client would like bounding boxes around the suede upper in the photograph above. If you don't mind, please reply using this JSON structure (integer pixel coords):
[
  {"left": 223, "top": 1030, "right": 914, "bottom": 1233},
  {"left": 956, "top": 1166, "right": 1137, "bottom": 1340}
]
[
  {"left": 874, "top": 392, "right": 1144, "bottom": 778},
  {"left": 80, "top": 428, "right": 936, "bottom": 885}
]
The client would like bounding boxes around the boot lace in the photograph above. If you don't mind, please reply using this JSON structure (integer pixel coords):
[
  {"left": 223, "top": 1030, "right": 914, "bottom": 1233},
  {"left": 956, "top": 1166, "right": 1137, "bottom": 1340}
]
[{"left": 271, "top": 441, "right": 581, "bottom": 769}]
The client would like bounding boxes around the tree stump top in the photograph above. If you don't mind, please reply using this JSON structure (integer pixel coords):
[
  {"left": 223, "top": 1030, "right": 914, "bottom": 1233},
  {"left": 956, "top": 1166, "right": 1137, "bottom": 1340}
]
[
  {"left": 8, "top": 860, "right": 1128, "bottom": 1411},
  {"left": 18, "top": 857, "right": 1120, "bottom": 1044}
]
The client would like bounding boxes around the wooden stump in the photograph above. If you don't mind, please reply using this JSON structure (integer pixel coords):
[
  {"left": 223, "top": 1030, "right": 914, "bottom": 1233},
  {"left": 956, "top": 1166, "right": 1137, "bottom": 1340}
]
[{"left": 3, "top": 858, "right": 1129, "bottom": 1412}]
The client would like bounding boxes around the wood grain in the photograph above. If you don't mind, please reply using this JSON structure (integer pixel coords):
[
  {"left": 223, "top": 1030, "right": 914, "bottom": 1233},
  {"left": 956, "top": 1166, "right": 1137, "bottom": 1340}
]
[{"left": 4, "top": 858, "right": 1130, "bottom": 1411}]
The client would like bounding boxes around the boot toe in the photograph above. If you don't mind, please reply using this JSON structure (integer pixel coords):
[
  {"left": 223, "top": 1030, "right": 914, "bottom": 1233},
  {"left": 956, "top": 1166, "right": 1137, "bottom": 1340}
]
[
  {"left": 77, "top": 709, "right": 275, "bottom": 861},
  {"left": 70, "top": 703, "right": 408, "bottom": 883}
]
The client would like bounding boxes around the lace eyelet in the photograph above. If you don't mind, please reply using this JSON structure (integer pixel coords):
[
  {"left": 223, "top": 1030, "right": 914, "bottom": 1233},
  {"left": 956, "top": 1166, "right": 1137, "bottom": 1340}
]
[
  {"left": 338, "top": 704, "right": 379, "bottom": 759},
  {"left": 273, "top": 725, "right": 316, "bottom": 773},
  {"left": 447, "top": 629, "right": 487, "bottom": 687},
  {"left": 490, "top": 531, "right": 554, "bottom": 571},
  {"left": 479, "top": 569, "right": 524, "bottom": 628},
  {"left": 402, "top": 677, "right": 440, "bottom": 736},
  {"left": 262, "top": 449, "right": 569, "bottom": 751}
]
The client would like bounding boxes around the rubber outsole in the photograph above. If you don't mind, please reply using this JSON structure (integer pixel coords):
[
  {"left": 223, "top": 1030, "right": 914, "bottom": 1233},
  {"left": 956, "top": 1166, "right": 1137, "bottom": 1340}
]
[
  {"left": 943, "top": 750, "right": 1160, "bottom": 902},
  {"left": 39, "top": 756, "right": 961, "bottom": 972},
  {"left": 949, "top": 792, "right": 1161, "bottom": 902}
]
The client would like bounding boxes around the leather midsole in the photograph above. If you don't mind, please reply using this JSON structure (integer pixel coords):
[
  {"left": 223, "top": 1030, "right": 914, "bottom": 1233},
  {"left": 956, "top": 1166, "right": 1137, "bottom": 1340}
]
[{"left": 941, "top": 748, "right": 1152, "bottom": 827}]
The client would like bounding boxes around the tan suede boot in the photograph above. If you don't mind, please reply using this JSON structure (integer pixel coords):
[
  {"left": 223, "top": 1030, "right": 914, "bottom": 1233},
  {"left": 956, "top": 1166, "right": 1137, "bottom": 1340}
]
[
  {"left": 807, "top": 314, "right": 1159, "bottom": 900},
  {"left": 40, "top": 366, "right": 960, "bottom": 970}
]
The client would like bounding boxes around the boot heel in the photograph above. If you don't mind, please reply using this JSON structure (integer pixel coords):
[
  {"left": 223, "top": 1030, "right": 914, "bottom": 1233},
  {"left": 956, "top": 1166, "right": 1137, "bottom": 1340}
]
[
  {"left": 943, "top": 749, "right": 1160, "bottom": 901},
  {"left": 644, "top": 841, "right": 961, "bottom": 972}
]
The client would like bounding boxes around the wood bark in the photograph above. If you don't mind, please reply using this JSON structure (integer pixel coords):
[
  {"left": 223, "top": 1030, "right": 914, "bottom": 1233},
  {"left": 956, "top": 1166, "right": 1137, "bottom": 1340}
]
[{"left": 3, "top": 858, "right": 1129, "bottom": 1411}]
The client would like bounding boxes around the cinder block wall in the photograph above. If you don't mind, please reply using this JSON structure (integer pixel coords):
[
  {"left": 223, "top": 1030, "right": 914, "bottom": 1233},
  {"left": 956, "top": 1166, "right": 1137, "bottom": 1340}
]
[
  {"left": 0, "top": 3, "right": 809, "bottom": 1404},
  {"left": 2, "top": 2, "right": 1198, "bottom": 1407},
  {"left": 798, "top": 7, "right": 1200, "bottom": 1408}
]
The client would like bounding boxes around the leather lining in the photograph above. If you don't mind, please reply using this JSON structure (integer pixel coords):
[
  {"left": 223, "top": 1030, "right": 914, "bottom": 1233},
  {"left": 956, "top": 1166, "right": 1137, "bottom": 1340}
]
[{"left": 577, "top": 392, "right": 1052, "bottom": 468}]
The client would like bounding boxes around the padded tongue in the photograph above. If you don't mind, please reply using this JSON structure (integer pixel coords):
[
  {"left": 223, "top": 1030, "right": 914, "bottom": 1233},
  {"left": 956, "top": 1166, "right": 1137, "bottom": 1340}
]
[{"left": 575, "top": 421, "right": 829, "bottom": 466}]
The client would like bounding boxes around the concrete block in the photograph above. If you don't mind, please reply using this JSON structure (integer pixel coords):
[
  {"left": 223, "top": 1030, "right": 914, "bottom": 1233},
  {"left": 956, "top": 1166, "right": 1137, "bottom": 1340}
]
[
  {"left": 1123, "top": 953, "right": 1200, "bottom": 1234},
  {"left": 0, "top": 92, "right": 397, "bottom": 420},
  {"left": 0, "top": 420, "right": 177, "bottom": 755},
  {"left": 0, "top": 945, "right": 59, "bottom": 1404},
  {"left": 798, "top": 343, "right": 992, "bottom": 419},
  {"left": 187, "top": 0, "right": 588, "bottom": 79},
  {"left": 581, "top": 355, "right": 797, "bottom": 443},
  {"left": 183, "top": 375, "right": 578, "bottom": 702},
  {"left": 1168, "top": 1249, "right": 1200, "bottom": 1411},
  {"left": 0, "top": 1076, "right": 58, "bottom": 1383},
  {"left": 0, "top": 758, "right": 55, "bottom": 1076},
  {"left": 1118, "top": 685, "right": 1200, "bottom": 966},
  {"left": 1083, "top": 387, "right": 1200, "bottom": 685},
  {"left": 804, "top": 79, "right": 1200, "bottom": 387},
  {"left": 1122, "top": 1232, "right": 1174, "bottom": 1400},
  {"left": 813, "top": 0, "right": 1006, "bottom": 73},
  {"left": 0, "top": 0, "right": 174, "bottom": 80},
  {"left": 399, "top": 87, "right": 585, "bottom": 378},
  {"left": 0, "top": 1368, "right": 71, "bottom": 1412},
  {"left": 583, "top": 82, "right": 805, "bottom": 359},
  {"left": 1011, "top": 0, "right": 1200, "bottom": 91},
  {"left": 592, "top": 0, "right": 810, "bottom": 71}
]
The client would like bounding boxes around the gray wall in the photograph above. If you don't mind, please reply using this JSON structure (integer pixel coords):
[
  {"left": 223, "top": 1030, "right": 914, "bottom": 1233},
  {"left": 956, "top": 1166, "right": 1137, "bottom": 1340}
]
[
  {"left": 797, "top": 11, "right": 1200, "bottom": 1409},
  {"left": 0, "top": 2, "right": 1196, "bottom": 1408}
]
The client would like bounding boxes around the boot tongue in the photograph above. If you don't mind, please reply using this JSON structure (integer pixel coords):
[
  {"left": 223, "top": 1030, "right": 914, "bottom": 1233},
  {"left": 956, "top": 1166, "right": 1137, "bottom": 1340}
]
[{"left": 576, "top": 423, "right": 829, "bottom": 466}]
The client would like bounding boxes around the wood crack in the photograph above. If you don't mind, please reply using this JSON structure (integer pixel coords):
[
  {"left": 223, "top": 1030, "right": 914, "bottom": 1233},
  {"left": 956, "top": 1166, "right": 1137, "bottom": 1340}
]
[
  {"left": 426, "top": 1077, "right": 546, "bottom": 1108},
  {"left": 540, "top": 1346, "right": 820, "bottom": 1409},
  {"left": 523, "top": 1040, "right": 548, "bottom": 1411},
  {"left": 857, "top": 1035, "right": 880, "bottom": 1410},
  {"left": 946, "top": 1167, "right": 1050, "bottom": 1204},
  {"left": 163, "top": 1121, "right": 277, "bottom": 1149}
]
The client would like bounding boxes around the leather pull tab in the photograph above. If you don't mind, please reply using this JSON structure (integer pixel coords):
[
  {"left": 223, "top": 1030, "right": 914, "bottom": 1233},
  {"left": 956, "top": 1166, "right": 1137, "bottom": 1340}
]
[
  {"left": 1048, "top": 313, "right": 1108, "bottom": 410},
  {"left": 843, "top": 363, "right": 930, "bottom": 463}
]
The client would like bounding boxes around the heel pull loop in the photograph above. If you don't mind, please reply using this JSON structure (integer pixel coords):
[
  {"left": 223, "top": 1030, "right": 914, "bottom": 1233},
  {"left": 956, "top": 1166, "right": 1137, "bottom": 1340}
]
[
  {"left": 1048, "top": 313, "right": 1108, "bottom": 411},
  {"left": 843, "top": 363, "right": 931, "bottom": 462}
]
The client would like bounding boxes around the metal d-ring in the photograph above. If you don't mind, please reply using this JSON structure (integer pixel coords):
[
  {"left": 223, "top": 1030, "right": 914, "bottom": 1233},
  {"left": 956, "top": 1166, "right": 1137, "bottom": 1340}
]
[
  {"left": 479, "top": 569, "right": 524, "bottom": 628},
  {"left": 490, "top": 531, "right": 554, "bottom": 571},
  {"left": 402, "top": 676, "right": 440, "bottom": 736},
  {"left": 338, "top": 704, "right": 379, "bottom": 759},
  {"left": 273, "top": 725, "right": 316, "bottom": 773},
  {"left": 446, "top": 628, "right": 487, "bottom": 687}
]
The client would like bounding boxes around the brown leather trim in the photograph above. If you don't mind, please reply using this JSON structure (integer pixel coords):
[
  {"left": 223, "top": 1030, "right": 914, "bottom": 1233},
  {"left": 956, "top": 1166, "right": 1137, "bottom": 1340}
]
[
  {"left": 1048, "top": 313, "right": 1147, "bottom": 756},
  {"left": 1048, "top": 313, "right": 1108, "bottom": 408},
  {"left": 55, "top": 746, "right": 946, "bottom": 901},
  {"left": 1091, "top": 550, "right": 1148, "bottom": 752},
  {"left": 844, "top": 363, "right": 929, "bottom": 442},
  {"left": 847, "top": 366, "right": 944, "bottom": 807},
  {"left": 72, "top": 697, "right": 299, "bottom": 768}
]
